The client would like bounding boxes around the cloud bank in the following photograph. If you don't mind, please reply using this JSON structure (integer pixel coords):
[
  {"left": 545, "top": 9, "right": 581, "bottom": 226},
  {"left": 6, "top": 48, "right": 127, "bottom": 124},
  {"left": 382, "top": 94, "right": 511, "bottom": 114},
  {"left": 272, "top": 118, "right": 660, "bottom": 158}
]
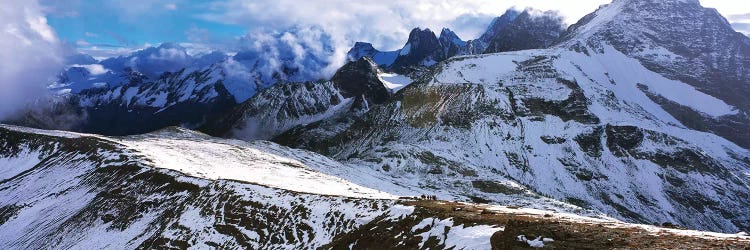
[
  {"left": 198, "top": 0, "right": 617, "bottom": 50},
  {"left": 0, "top": 0, "right": 63, "bottom": 119}
]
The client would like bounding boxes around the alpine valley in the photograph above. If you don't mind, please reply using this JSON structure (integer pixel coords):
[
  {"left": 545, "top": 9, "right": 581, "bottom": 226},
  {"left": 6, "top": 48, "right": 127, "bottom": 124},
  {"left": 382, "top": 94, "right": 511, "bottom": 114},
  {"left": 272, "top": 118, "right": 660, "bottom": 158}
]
[{"left": 1, "top": 0, "right": 750, "bottom": 249}]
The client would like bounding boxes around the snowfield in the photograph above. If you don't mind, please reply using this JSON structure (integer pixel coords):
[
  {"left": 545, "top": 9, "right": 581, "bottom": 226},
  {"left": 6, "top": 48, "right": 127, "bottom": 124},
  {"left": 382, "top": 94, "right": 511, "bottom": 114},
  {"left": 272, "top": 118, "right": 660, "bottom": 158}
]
[
  {"left": 1, "top": 123, "right": 748, "bottom": 249},
  {"left": 106, "top": 128, "right": 397, "bottom": 199},
  {"left": 378, "top": 72, "right": 413, "bottom": 92}
]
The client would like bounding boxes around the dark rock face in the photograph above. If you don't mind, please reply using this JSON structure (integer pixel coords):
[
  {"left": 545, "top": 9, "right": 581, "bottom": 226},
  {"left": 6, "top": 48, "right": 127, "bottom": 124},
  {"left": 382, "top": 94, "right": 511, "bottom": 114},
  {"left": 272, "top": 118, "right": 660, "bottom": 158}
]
[
  {"left": 438, "top": 28, "right": 465, "bottom": 59},
  {"left": 470, "top": 9, "right": 522, "bottom": 53},
  {"left": 520, "top": 78, "right": 600, "bottom": 124},
  {"left": 605, "top": 125, "right": 644, "bottom": 156},
  {"left": 484, "top": 10, "right": 566, "bottom": 53},
  {"left": 562, "top": 0, "right": 750, "bottom": 148},
  {"left": 331, "top": 57, "right": 391, "bottom": 106},
  {"left": 390, "top": 28, "right": 445, "bottom": 71},
  {"left": 345, "top": 8, "right": 562, "bottom": 72}
]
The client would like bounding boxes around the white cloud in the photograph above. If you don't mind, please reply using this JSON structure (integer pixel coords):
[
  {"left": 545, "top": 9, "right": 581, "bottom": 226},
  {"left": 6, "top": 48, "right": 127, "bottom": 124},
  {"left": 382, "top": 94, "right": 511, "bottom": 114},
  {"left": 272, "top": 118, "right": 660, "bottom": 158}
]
[
  {"left": 164, "top": 3, "right": 177, "bottom": 11},
  {"left": 700, "top": 0, "right": 750, "bottom": 34},
  {"left": 194, "top": 0, "right": 612, "bottom": 82},
  {"left": 0, "top": 0, "right": 63, "bottom": 119},
  {"left": 200, "top": 0, "right": 611, "bottom": 51},
  {"left": 75, "top": 39, "right": 90, "bottom": 47},
  {"left": 72, "top": 64, "right": 109, "bottom": 75}
]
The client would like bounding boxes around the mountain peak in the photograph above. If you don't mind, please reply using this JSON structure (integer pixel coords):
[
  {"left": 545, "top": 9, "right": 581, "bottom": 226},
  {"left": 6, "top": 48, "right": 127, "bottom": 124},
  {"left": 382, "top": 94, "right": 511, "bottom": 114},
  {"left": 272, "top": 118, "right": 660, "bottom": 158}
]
[
  {"left": 478, "top": 9, "right": 521, "bottom": 43},
  {"left": 390, "top": 27, "right": 443, "bottom": 70},
  {"left": 407, "top": 27, "right": 437, "bottom": 41},
  {"left": 331, "top": 57, "right": 391, "bottom": 105},
  {"left": 559, "top": 0, "right": 750, "bottom": 148},
  {"left": 439, "top": 28, "right": 465, "bottom": 46},
  {"left": 484, "top": 7, "right": 565, "bottom": 53},
  {"left": 563, "top": 0, "right": 722, "bottom": 42},
  {"left": 346, "top": 42, "right": 377, "bottom": 61},
  {"left": 156, "top": 42, "right": 185, "bottom": 50}
]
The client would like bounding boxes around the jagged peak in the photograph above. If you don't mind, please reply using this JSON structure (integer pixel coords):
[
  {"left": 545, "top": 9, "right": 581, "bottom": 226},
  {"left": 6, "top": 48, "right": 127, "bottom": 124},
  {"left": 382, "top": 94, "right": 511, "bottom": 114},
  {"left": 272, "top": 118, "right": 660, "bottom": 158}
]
[
  {"left": 478, "top": 8, "right": 522, "bottom": 42},
  {"left": 439, "top": 28, "right": 456, "bottom": 37},
  {"left": 406, "top": 27, "right": 438, "bottom": 41},
  {"left": 332, "top": 57, "right": 378, "bottom": 81},
  {"left": 351, "top": 42, "right": 375, "bottom": 49},
  {"left": 331, "top": 57, "right": 390, "bottom": 104},
  {"left": 561, "top": 0, "right": 734, "bottom": 43},
  {"left": 346, "top": 42, "right": 378, "bottom": 60},
  {"left": 516, "top": 7, "right": 565, "bottom": 22},
  {"left": 439, "top": 28, "right": 463, "bottom": 42}
]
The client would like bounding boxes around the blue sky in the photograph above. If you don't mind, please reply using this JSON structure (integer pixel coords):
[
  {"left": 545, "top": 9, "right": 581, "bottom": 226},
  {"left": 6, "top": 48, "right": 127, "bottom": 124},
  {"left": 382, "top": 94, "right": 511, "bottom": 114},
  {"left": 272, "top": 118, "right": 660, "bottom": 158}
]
[
  {"left": 44, "top": 0, "right": 246, "bottom": 49},
  {"left": 41, "top": 0, "right": 750, "bottom": 58}
]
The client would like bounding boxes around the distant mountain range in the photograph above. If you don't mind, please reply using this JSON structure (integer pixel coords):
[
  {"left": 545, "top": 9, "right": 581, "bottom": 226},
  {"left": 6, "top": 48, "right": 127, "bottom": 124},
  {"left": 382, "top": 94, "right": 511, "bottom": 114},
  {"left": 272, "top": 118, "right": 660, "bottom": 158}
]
[{"left": 346, "top": 8, "right": 566, "bottom": 72}]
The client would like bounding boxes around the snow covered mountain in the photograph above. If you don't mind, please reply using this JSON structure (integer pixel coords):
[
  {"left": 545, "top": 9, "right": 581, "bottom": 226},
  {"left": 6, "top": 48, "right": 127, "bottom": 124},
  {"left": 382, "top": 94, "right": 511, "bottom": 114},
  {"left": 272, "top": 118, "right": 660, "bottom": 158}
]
[
  {"left": 0, "top": 125, "right": 392, "bottom": 249},
  {"left": 346, "top": 8, "right": 564, "bottom": 72},
  {"left": 2, "top": 125, "right": 747, "bottom": 249},
  {"left": 561, "top": 0, "right": 750, "bottom": 149},
  {"left": 347, "top": 42, "right": 401, "bottom": 68},
  {"left": 73, "top": 64, "right": 237, "bottom": 135},
  {"left": 268, "top": 0, "right": 750, "bottom": 234},
  {"left": 283, "top": 47, "right": 750, "bottom": 233},
  {"left": 202, "top": 57, "right": 406, "bottom": 141},
  {"left": 55, "top": 43, "right": 227, "bottom": 93},
  {"left": 483, "top": 9, "right": 566, "bottom": 53},
  {"left": 16, "top": 28, "right": 342, "bottom": 136}
]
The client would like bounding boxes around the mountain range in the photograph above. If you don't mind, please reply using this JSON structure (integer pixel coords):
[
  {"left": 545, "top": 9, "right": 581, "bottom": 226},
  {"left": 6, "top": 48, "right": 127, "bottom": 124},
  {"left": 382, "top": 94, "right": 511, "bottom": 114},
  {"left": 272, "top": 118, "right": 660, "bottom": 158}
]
[{"left": 1, "top": 0, "right": 750, "bottom": 248}]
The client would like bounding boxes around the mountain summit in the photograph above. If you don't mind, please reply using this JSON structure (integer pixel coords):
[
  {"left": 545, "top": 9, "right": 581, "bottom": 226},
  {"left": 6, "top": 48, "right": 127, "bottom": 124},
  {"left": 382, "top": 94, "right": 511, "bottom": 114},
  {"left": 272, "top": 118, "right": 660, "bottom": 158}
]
[
  {"left": 562, "top": 0, "right": 750, "bottom": 148},
  {"left": 346, "top": 8, "right": 563, "bottom": 72}
]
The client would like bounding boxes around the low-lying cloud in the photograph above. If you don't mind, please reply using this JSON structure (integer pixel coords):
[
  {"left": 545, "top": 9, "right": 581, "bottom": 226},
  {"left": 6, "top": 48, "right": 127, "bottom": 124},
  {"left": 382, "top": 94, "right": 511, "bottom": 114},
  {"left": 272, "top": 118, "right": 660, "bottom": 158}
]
[{"left": 0, "top": 0, "right": 64, "bottom": 119}]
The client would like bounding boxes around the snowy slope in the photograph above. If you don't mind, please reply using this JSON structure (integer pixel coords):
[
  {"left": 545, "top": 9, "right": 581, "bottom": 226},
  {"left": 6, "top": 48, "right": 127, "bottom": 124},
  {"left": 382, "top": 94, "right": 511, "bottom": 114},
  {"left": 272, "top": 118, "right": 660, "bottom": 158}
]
[
  {"left": 114, "top": 127, "right": 394, "bottom": 199},
  {"left": 1, "top": 124, "right": 747, "bottom": 249},
  {"left": 0, "top": 125, "right": 608, "bottom": 249},
  {"left": 0, "top": 125, "right": 399, "bottom": 249},
  {"left": 266, "top": 0, "right": 750, "bottom": 234},
  {"left": 287, "top": 46, "right": 750, "bottom": 233},
  {"left": 560, "top": 0, "right": 750, "bottom": 148}
]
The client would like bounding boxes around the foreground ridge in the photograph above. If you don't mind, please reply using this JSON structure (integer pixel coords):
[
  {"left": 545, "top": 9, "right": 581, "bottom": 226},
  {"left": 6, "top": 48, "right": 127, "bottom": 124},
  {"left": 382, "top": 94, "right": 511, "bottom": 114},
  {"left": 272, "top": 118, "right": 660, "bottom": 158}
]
[{"left": 0, "top": 124, "right": 748, "bottom": 249}]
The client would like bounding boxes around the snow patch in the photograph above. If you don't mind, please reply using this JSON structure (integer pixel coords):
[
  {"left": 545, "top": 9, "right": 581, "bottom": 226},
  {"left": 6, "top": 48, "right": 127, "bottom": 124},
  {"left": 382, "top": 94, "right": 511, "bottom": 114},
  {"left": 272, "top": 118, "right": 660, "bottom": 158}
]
[
  {"left": 412, "top": 217, "right": 501, "bottom": 249},
  {"left": 517, "top": 235, "right": 550, "bottom": 248},
  {"left": 378, "top": 73, "right": 413, "bottom": 92}
]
